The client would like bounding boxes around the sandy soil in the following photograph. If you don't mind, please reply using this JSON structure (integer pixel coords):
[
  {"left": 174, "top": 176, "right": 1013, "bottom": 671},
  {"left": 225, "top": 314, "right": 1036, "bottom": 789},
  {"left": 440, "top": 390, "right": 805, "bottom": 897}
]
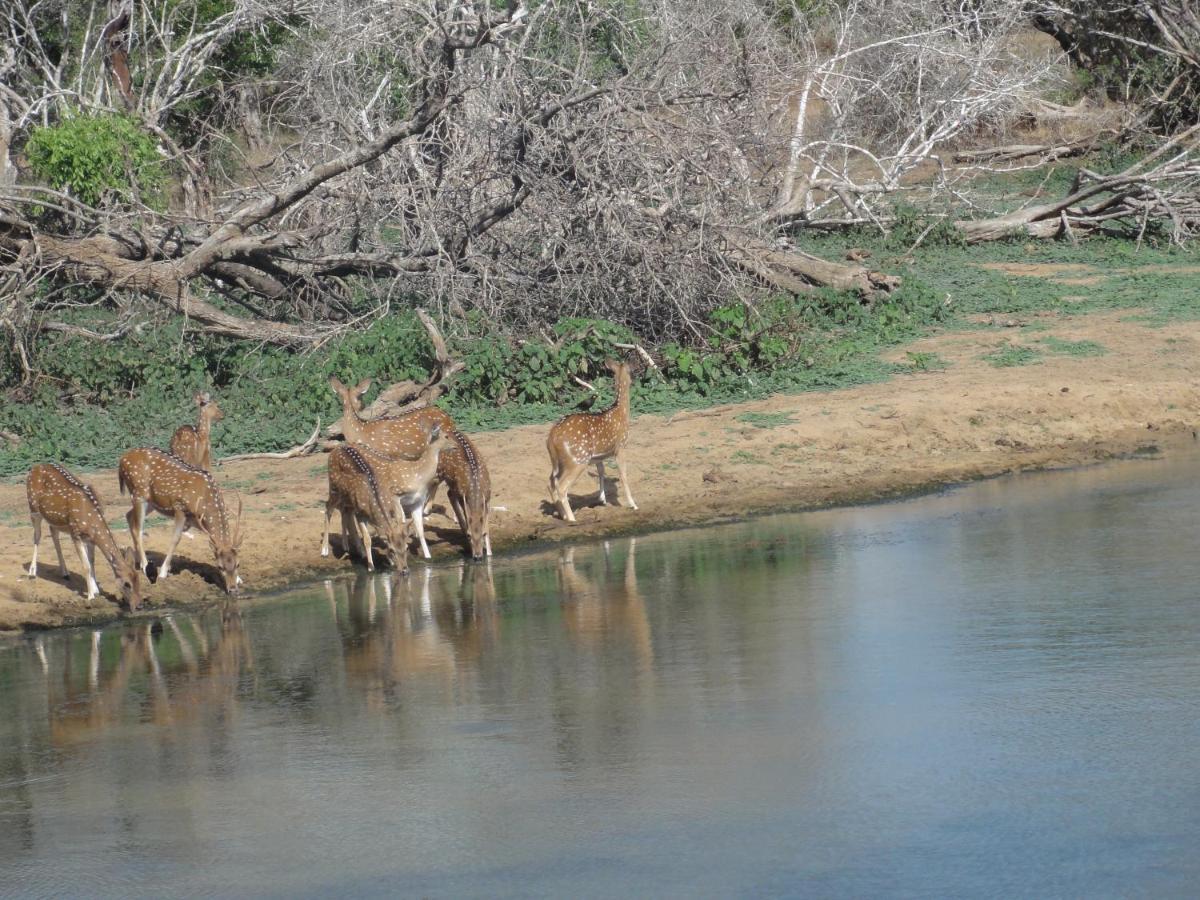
[{"left": 2, "top": 308, "right": 1198, "bottom": 633}]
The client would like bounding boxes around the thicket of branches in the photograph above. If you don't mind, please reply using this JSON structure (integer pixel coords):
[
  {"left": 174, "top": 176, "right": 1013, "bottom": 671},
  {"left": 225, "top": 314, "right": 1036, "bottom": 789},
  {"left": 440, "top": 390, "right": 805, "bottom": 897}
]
[{"left": 0, "top": 0, "right": 1198, "bottom": 378}]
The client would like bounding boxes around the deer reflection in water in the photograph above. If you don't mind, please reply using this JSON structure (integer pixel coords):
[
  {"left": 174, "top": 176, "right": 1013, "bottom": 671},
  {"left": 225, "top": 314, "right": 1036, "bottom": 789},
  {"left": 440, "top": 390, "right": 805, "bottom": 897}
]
[
  {"left": 329, "top": 563, "right": 497, "bottom": 707},
  {"left": 557, "top": 537, "right": 653, "bottom": 674},
  {"left": 37, "top": 605, "right": 254, "bottom": 746}
]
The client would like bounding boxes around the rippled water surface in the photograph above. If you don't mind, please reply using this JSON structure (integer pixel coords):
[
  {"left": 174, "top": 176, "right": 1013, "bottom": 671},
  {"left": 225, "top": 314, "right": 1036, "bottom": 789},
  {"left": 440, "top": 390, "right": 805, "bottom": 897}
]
[{"left": 3, "top": 455, "right": 1200, "bottom": 897}]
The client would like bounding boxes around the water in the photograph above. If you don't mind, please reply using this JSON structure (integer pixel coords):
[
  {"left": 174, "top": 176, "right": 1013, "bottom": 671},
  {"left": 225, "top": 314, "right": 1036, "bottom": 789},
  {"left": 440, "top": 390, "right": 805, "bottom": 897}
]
[{"left": 3, "top": 455, "right": 1200, "bottom": 898}]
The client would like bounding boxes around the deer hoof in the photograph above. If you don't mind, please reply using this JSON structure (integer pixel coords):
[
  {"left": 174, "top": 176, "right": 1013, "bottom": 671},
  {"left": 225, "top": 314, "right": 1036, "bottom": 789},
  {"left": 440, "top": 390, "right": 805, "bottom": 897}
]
[
  {"left": 321, "top": 545, "right": 330, "bottom": 557},
  {"left": 26, "top": 565, "right": 36, "bottom": 578}
]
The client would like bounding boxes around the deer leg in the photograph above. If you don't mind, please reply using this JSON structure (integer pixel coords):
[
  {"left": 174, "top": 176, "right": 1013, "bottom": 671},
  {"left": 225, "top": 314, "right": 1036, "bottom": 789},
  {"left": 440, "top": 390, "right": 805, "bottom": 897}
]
[
  {"left": 27, "top": 513, "right": 42, "bottom": 577},
  {"left": 614, "top": 450, "right": 638, "bottom": 510},
  {"left": 410, "top": 502, "right": 431, "bottom": 559},
  {"left": 85, "top": 539, "right": 102, "bottom": 599},
  {"left": 596, "top": 460, "right": 607, "bottom": 505},
  {"left": 51, "top": 528, "right": 69, "bottom": 577},
  {"left": 126, "top": 499, "right": 148, "bottom": 570},
  {"left": 556, "top": 460, "right": 587, "bottom": 522},
  {"left": 157, "top": 512, "right": 189, "bottom": 581},
  {"left": 72, "top": 536, "right": 98, "bottom": 600},
  {"left": 321, "top": 499, "right": 336, "bottom": 557},
  {"left": 424, "top": 480, "right": 440, "bottom": 517},
  {"left": 357, "top": 516, "right": 376, "bottom": 571}
]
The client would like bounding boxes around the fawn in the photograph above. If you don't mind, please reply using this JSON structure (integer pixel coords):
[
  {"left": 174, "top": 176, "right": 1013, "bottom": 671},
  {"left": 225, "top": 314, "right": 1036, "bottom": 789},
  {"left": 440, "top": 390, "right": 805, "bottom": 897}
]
[
  {"left": 547, "top": 359, "right": 637, "bottom": 522},
  {"left": 350, "top": 425, "right": 452, "bottom": 559},
  {"left": 439, "top": 430, "right": 492, "bottom": 559},
  {"left": 321, "top": 444, "right": 409, "bottom": 572},
  {"left": 170, "top": 392, "right": 223, "bottom": 470},
  {"left": 329, "top": 376, "right": 455, "bottom": 459},
  {"left": 118, "top": 448, "right": 243, "bottom": 594},
  {"left": 26, "top": 463, "right": 142, "bottom": 608}
]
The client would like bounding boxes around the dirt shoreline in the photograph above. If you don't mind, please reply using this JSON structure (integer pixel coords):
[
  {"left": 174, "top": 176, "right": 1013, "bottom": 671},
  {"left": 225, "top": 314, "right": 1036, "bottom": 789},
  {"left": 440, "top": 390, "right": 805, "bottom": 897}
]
[{"left": 2, "top": 309, "right": 1198, "bottom": 634}]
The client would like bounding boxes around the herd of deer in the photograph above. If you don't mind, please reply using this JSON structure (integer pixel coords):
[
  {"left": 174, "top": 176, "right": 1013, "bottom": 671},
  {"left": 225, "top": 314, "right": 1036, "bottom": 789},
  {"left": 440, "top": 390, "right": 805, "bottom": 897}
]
[{"left": 24, "top": 359, "right": 639, "bottom": 612}]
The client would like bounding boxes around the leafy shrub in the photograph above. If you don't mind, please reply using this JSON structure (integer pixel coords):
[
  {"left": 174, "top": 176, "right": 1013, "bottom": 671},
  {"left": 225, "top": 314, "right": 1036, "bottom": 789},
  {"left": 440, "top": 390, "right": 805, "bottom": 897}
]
[{"left": 25, "top": 113, "right": 166, "bottom": 209}]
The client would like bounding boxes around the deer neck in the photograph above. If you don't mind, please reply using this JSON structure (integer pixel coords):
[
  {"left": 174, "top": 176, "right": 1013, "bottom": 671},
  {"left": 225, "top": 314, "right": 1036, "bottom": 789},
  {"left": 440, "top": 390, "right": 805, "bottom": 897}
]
[
  {"left": 90, "top": 519, "right": 129, "bottom": 581},
  {"left": 340, "top": 399, "right": 368, "bottom": 444},
  {"left": 197, "top": 411, "right": 212, "bottom": 443},
  {"left": 193, "top": 481, "right": 230, "bottom": 544}
]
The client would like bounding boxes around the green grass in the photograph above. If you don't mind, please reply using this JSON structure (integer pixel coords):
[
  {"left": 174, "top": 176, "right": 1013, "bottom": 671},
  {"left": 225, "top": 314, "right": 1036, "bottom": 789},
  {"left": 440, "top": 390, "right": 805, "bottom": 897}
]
[
  {"left": 734, "top": 411, "right": 795, "bottom": 429},
  {"left": 983, "top": 344, "right": 1042, "bottom": 367},
  {"left": 902, "top": 350, "right": 949, "bottom": 372},
  {"left": 730, "top": 450, "right": 764, "bottom": 464},
  {"left": 1040, "top": 336, "right": 1107, "bottom": 357}
]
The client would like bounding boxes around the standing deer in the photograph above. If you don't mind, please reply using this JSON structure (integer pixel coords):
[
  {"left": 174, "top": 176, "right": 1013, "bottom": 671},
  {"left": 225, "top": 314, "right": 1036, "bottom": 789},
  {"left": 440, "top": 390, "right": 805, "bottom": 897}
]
[
  {"left": 170, "top": 391, "right": 223, "bottom": 470},
  {"left": 547, "top": 359, "right": 637, "bottom": 522},
  {"left": 330, "top": 376, "right": 455, "bottom": 458},
  {"left": 352, "top": 425, "right": 452, "bottom": 560},
  {"left": 118, "top": 448, "right": 243, "bottom": 594},
  {"left": 439, "top": 430, "right": 492, "bottom": 560},
  {"left": 26, "top": 463, "right": 142, "bottom": 608},
  {"left": 321, "top": 444, "right": 409, "bottom": 572}
]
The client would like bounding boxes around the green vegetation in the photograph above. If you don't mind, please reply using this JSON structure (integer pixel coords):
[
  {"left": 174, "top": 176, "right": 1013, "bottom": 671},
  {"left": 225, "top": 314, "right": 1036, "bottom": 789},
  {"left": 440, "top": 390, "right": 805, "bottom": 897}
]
[
  {"left": 4, "top": 218, "right": 1200, "bottom": 478},
  {"left": 735, "top": 412, "right": 795, "bottom": 429},
  {"left": 983, "top": 344, "right": 1042, "bottom": 368},
  {"left": 25, "top": 113, "right": 166, "bottom": 209},
  {"left": 1040, "top": 336, "right": 1107, "bottom": 357}
]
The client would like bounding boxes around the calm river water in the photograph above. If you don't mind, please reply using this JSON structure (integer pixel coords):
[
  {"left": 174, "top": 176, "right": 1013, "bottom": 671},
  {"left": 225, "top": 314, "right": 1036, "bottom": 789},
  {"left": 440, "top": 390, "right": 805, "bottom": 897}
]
[{"left": 3, "top": 454, "right": 1200, "bottom": 897}]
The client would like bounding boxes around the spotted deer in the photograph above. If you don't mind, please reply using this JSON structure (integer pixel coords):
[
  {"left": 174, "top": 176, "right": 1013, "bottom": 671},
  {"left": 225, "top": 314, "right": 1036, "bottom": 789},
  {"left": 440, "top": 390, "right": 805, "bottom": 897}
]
[
  {"left": 321, "top": 444, "right": 409, "bottom": 572},
  {"left": 170, "top": 391, "right": 223, "bottom": 470},
  {"left": 547, "top": 359, "right": 637, "bottom": 522},
  {"left": 26, "top": 463, "right": 142, "bottom": 608},
  {"left": 118, "top": 448, "right": 243, "bottom": 593},
  {"left": 329, "top": 376, "right": 456, "bottom": 459},
  {"left": 351, "top": 425, "right": 452, "bottom": 560},
  {"left": 439, "top": 430, "right": 492, "bottom": 560}
]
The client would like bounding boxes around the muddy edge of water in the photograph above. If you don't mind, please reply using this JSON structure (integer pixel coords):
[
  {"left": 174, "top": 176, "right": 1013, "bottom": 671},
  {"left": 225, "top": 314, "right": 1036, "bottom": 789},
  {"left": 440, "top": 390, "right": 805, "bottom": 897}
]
[
  {"left": 6, "top": 310, "right": 1200, "bottom": 632},
  {"left": 2, "top": 419, "right": 1191, "bottom": 638}
]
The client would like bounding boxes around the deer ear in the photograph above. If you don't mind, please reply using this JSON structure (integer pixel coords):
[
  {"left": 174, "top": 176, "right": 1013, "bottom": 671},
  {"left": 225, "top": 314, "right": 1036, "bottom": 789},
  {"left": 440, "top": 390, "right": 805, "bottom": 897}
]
[
  {"left": 354, "top": 378, "right": 372, "bottom": 397},
  {"left": 604, "top": 358, "right": 619, "bottom": 372},
  {"left": 329, "top": 376, "right": 346, "bottom": 394},
  {"left": 429, "top": 423, "right": 442, "bottom": 441}
]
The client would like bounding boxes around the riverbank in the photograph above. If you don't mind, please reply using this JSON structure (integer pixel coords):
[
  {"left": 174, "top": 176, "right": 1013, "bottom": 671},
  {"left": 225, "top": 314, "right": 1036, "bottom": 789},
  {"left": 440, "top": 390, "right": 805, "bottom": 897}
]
[{"left": 2, "top": 308, "right": 1197, "bottom": 633}]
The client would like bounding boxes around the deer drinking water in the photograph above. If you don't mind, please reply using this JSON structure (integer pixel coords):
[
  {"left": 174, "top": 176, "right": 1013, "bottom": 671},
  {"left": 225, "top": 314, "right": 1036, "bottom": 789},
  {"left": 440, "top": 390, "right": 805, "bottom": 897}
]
[
  {"left": 321, "top": 444, "right": 410, "bottom": 572},
  {"left": 547, "top": 359, "right": 637, "bottom": 522},
  {"left": 334, "top": 375, "right": 490, "bottom": 559},
  {"left": 26, "top": 463, "right": 142, "bottom": 608},
  {"left": 440, "top": 430, "right": 492, "bottom": 560},
  {"left": 348, "top": 425, "right": 452, "bottom": 560},
  {"left": 118, "top": 448, "right": 243, "bottom": 594},
  {"left": 170, "top": 392, "right": 223, "bottom": 470}
]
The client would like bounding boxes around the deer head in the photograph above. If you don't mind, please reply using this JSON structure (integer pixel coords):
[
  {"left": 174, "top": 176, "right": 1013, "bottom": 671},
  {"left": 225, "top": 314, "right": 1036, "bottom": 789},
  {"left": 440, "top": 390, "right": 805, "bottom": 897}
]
[
  {"left": 380, "top": 509, "right": 410, "bottom": 575},
  {"left": 117, "top": 546, "right": 143, "bottom": 610},
  {"left": 464, "top": 499, "right": 488, "bottom": 562},
  {"left": 202, "top": 494, "right": 243, "bottom": 594},
  {"left": 196, "top": 391, "right": 224, "bottom": 424}
]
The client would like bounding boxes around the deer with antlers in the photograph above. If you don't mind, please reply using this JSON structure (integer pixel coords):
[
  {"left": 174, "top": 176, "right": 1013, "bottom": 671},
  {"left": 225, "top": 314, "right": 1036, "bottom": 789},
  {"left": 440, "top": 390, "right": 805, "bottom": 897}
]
[
  {"left": 170, "top": 391, "right": 223, "bottom": 470},
  {"left": 321, "top": 444, "right": 410, "bottom": 572},
  {"left": 118, "top": 448, "right": 243, "bottom": 594},
  {"left": 330, "top": 376, "right": 455, "bottom": 459},
  {"left": 547, "top": 359, "right": 638, "bottom": 522},
  {"left": 25, "top": 463, "right": 143, "bottom": 608}
]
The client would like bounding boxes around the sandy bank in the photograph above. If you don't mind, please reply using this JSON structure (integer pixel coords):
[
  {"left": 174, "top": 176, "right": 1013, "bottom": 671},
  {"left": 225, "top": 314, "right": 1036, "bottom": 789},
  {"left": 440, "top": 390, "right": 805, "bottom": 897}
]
[{"left": 2, "top": 310, "right": 1197, "bottom": 633}]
